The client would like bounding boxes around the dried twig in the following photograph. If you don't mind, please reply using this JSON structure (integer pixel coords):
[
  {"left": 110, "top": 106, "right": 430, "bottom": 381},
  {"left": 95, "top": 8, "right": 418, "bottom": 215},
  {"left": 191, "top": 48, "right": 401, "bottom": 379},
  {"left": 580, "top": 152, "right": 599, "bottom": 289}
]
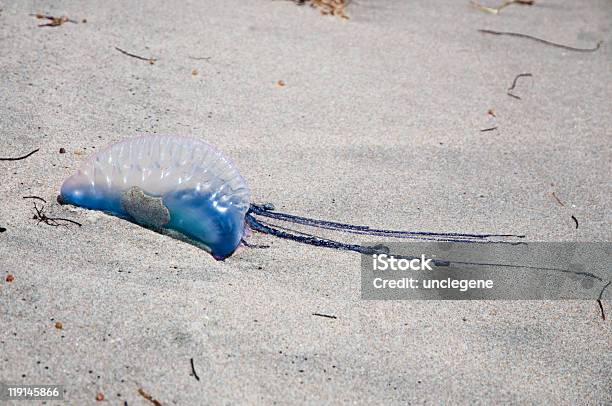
[
  {"left": 480, "top": 126, "right": 498, "bottom": 132},
  {"left": 138, "top": 388, "right": 162, "bottom": 406},
  {"left": 313, "top": 312, "right": 337, "bottom": 319},
  {"left": 550, "top": 191, "right": 580, "bottom": 230},
  {"left": 507, "top": 73, "right": 532, "bottom": 100},
  {"left": 22, "top": 195, "right": 47, "bottom": 203},
  {"left": 551, "top": 191, "right": 565, "bottom": 207},
  {"left": 597, "top": 300, "right": 606, "bottom": 320},
  {"left": 597, "top": 281, "right": 610, "bottom": 320},
  {"left": 571, "top": 215, "right": 579, "bottom": 229},
  {"left": 188, "top": 56, "right": 212, "bottom": 61},
  {"left": 0, "top": 148, "right": 39, "bottom": 161},
  {"left": 32, "top": 203, "right": 82, "bottom": 228},
  {"left": 30, "top": 13, "right": 77, "bottom": 27},
  {"left": 115, "top": 47, "right": 157, "bottom": 65},
  {"left": 190, "top": 358, "right": 200, "bottom": 381},
  {"left": 478, "top": 29, "right": 602, "bottom": 52}
]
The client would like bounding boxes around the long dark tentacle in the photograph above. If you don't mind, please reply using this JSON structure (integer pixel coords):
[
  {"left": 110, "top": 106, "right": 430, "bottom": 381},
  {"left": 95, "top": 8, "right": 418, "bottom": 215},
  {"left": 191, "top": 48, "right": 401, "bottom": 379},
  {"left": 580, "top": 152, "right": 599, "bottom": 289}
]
[
  {"left": 246, "top": 216, "right": 502, "bottom": 266},
  {"left": 255, "top": 217, "right": 519, "bottom": 245},
  {"left": 245, "top": 213, "right": 385, "bottom": 255},
  {"left": 246, "top": 206, "right": 611, "bottom": 300},
  {"left": 245, "top": 213, "right": 609, "bottom": 289},
  {"left": 248, "top": 203, "right": 525, "bottom": 241}
]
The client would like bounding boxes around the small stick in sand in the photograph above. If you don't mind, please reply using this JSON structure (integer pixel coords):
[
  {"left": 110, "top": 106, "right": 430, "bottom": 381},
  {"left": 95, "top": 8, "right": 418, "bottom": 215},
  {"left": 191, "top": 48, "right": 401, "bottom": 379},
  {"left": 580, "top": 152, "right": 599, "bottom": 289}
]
[
  {"left": 571, "top": 215, "right": 579, "bottom": 229},
  {"left": 190, "top": 358, "right": 200, "bottom": 381},
  {"left": 550, "top": 190, "right": 580, "bottom": 230},
  {"left": 115, "top": 47, "right": 157, "bottom": 65},
  {"left": 478, "top": 29, "right": 602, "bottom": 52},
  {"left": 597, "top": 282, "right": 610, "bottom": 320},
  {"left": 0, "top": 148, "right": 39, "bottom": 161},
  {"left": 32, "top": 203, "right": 82, "bottom": 228},
  {"left": 480, "top": 126, "right": 498, "bottom": 132},
  {"left": 138, "top": 388, "right": 162, "bottom": 406},
  {"left": 597, "top": 300, "right": 606, "bottom": 320},
  {"left": 313, "top": 313, "right": 337, "bottom": 319},
  {"left": 23, "top": 196, "right": 47, "bottom": 203},
  {"left": 30, "top": 13, "right": 78, "bottom": 27},
  {"left": 550, "top": 191, "right": 565, "bottom": 207},
  {"left": 507, "top": 73, "right": 532, "bottom": 100}
]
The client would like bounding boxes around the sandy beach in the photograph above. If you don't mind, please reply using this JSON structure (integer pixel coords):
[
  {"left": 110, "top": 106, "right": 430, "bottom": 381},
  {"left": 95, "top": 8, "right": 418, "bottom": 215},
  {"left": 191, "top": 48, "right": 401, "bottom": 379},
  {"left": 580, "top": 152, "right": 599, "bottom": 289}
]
[{"left": 1, "top": 0, "right": 610, "bottom": 404}]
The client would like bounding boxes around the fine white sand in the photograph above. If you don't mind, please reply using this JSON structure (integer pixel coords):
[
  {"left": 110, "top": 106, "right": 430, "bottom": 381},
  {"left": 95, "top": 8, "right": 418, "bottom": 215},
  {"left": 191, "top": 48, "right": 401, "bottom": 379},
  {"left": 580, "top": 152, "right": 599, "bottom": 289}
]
[{"left": 1, "top": 0, "right": 610, "bottom": 404}]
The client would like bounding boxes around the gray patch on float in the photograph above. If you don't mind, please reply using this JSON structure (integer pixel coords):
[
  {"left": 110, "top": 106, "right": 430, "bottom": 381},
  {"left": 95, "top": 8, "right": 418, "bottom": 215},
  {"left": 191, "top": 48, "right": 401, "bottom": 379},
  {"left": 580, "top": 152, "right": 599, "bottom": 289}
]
[
  {"left": 120, "top": 186, "right": 171, "bottom": 229},
  {"left": 119, "top": 186, "right": 214, "bottom": 253}
]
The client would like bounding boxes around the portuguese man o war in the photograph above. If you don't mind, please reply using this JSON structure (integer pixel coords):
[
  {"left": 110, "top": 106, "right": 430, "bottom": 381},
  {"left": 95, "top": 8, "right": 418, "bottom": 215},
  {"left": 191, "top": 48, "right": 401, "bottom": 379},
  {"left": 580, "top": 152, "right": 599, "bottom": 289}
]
[
  {"left": 59, "top": 135, "right": 250, "bottom": 259},
  {"left": 59, "top": 135, "right": 525, "bottom": 260}
]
